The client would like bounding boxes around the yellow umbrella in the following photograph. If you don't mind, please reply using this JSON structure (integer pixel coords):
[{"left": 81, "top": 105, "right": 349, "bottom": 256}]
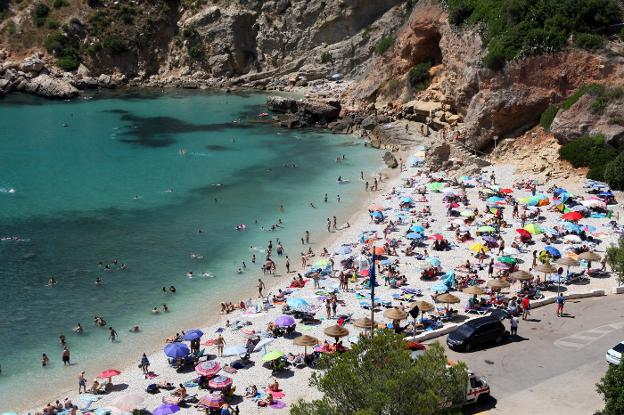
[{"left": 469, "top": 243, "right": 489, "bottom": 253}]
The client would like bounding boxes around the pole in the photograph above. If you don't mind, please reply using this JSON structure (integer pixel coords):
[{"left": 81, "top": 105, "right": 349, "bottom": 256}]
[{"left": 370, "top": 252, "right": 375, "bottom": 336}]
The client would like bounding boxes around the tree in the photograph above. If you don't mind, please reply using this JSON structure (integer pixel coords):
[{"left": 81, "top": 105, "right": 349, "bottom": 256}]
[
  {"left": 597, "top": 359, "right": 624, "bottom": 414},
  {"left": 604, "top": 152, "right": 624, "bottom": 191},
  {"left": 607, "top": 236, "right": 624, "bottom": 286},
  {"left": 290, "top": 332, "right": 468, "bottom": 415}
]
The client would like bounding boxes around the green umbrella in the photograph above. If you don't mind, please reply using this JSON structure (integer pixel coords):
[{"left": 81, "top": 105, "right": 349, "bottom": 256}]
[
  {"left": 460, "top": 210, "right": 475, "bottom": 218},
  {"left": 478, "top": 226, "right": 496, "bottom": 233},
  {"left": 262, "top": 350, "right": 284, "bottom": 362},
  {"left": 314, "top": 258, "right": 331, "bottom": 268},
  {"left": 426, "top": 182, "right": 444, "bottom": 192},
  {"left": 497, "top": 256, "right": 517, "bottom": 264},
  {"left": 523, "top": 224, "right": 543, "bottom": 235}
]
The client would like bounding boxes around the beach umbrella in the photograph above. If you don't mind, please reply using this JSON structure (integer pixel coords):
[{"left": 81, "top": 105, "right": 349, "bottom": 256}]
[
  {"left": 353, "top": 317, "right": 375, "bottom": 329},
  {"left": 195, "top": 360, "right": 221, "bottom": 376},
  {"left": 383, "top": 307, "right": 408, "bottom": 320},
  {"left": 413, "top": 300, "right": 435, "bottom": 312},
  {"left": 463, "top": 286, "right": 484, "bottom": 295},
  {"left": 406, "top": 232, "right": 424, "bottom": 240},
  {"left": 314, "top": 258, "right": 331, "bottom": 268},
  {"left": 221, "top": 345, "right": 247, "bottom": 358},
  {"left": 371, "top": 211, "right": 384, "bottom": 219},
  {"left": 460, "top": 210, "right": 475, "bottom": 218},
  {"left": 182, "top": 329, "right": 204, "bottom": 341},
  {"left": 435, "top": 293, "right": 460, "bottom": 304},
  {"left": 368, "top": 203, "right": 384, "bottom": 211},
  {"left": 579, "top": 251, "right": 601, "bottom": 262},
  {"left": 274, "top": 315, "right": 296, "bottom": 327},
  {"left": 426, "top": 182, "right": 444, "bottom": 191},
  {"left": 425, "top": 257, "right": 441, "bottom": 267},
  {"left": 557, "top": 257, "right": 579, "bottom": 267},
  {"left": 478, "top": 226, "right": 496, "bottom": 233},
  {"left": 544, "top": 246, "right": 561, "bottom": 258},
  {"left": 286, "top": 298, "right": 309, "bottom": 309},
  {"left": 293, "top": 335, "right": 319, "bottom": 347},
  {"left": 153, "top": 404, "right": 180, "bottom": 415},
  {"left": 486, "top": 196, "right": 505, "bottom": 203},
  {"left": 562, "top": 211, "right": 583, "bottom": 221},
  {"left": 208, "top": 375, "right": 233, "bottom": 390},
  {"left": 509, "top": 270, "right": 533, "bottom": 281},
  {"left": 164, "top": 343, "right": 190, "bottom": 358},
  {"left": 487, "top": 279, "right": 510, "bottom": 289},
  {"left": 324, "top": 325, "right": 349, "bottom": 339},
  {"left": 482, "top": 235, "right": 497, "bottom": 244},
  {"left": 410, "top": 225, "right": 425, "bottom": 233},
  {"left": 428, "top": 233, "right": 444, "bottom": 241},
  {"left": 563, "top": 234, "right": 582, "bottom": 244},
  {"left": 261, "top": 350, "right": 285, "bottom": 362},
  {"left": 401, "top": 196, "right": 414, "bottom": 204},
  {"left": 198, "top": 393, "right": 224, "bottom": 409},
  {"left": 253, "top": 337, "right": 275, "bottom": 352},
  {"left": 469, "top": 243, "right": 488, "bottom": 253},
  {"left": 541, "top": 227, "right": 558, "bottom": 236},
  {"left": 523, "top": 224, "right": 543, "bottom": 235},
  {"left": 497, "top": 256, "right": 517, "bottom": 264},
  {"left": 335, "top": 245, "right": 352, "bottom": 255},
  {"left": 500, "top": 188, "right": 513, "bottom": 194},
  {"left": 493, "top": 262, "right": 510, "bottom": 270},
  {"left": 371, "top": 246, "right": 386, "bottom": 255},
  {"left": 110, "top": 394, "right": 145, "bottom": 411},
  {"left": 431, "top": 284, "right": 449, "bottom": 293},
  {"left": 97, "top": 369, "right": 121, "bottom": 379},
  {"left": 515, "top": 228, "right": 531, "bottom": 238},
  {"left": 535, "top": 263, "right": 557, "bottom": 274}
]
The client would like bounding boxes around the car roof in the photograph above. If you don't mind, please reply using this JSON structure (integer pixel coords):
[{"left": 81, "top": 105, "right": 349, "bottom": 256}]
[{"left": 465, "top": 316, "right": 501, "bottom": 328}]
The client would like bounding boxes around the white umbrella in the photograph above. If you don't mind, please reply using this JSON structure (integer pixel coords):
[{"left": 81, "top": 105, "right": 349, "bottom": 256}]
[
  {"left": 110, "top": 394, "right": 145, "bottom": 411},
  {"left": 564, "top": 234, "right": 582, "bottom": 244},
  {"left": 354, "top": 256, "right": 370, "bottom": 271},
  {"left": 253, "top": 337, "right": 275, "bottom": 352}
]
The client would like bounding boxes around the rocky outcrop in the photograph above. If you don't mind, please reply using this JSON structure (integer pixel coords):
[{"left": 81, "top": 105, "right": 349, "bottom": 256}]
[
  {"left": 266, "top": 96, "right": 298, "bottom": 113},
  {"left": 382, "top": 151, "right": 398, "bottom": 168},
  {"left": 267, "top": 96, "right": 341, "bottom": 127},
  {"left": 22, "top": 74, "right": 79, "bottom": 98},
  {"left": 550, "top": 93, "right": 624, "bottom": 146}
]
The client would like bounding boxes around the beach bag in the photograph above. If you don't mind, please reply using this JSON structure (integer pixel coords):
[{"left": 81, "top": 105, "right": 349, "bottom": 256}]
[{"left": 146, "top": 383, "right": 159, "bottom": 394}]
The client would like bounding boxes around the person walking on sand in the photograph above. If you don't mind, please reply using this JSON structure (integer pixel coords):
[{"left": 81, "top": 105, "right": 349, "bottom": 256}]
[
  {"left": 332, "top": 216, "right": 337, "bottom": 230},
  {"left": 510, "top": 315, "right": 518, "bottom": 336},
  {"left": 216, "top": 334, "right": 225, "bottom": 357},
  {"left": 257, "top": 279, "right": 265, "bottom": 298},
  {"left": 556, "top": 293, "right": 565, "bottom": 317},
  {"left": 285, "top": 256, "right": 290, "bottom": 273},
  {"left": 78, "top": 371, "right": 87, "bottom": 393},
  {"left": 140, "top": 353, "right": 150, "bottom": 375},
  {"left": 305, "top": 230, "right": 310, "bottom": 244},
  {"left": 62, "top": 346, "right": 70, "bottom": 366},
  {"left": 325, "top": 299, "right": 331, "bottom": 319},
  {"left": 109, "top": 327, "right": 118, "bottom": 342},
  {"left": 521, "top": 296, "right": 530, "bottom": 320}
]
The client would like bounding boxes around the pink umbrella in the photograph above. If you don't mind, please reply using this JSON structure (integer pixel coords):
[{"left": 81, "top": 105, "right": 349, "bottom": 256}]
[
  {"left": 198, "top": 393, "right": 224, "bottom": 409},
  {"left": 97, "top": 369, "right": 121, "bottom": 380},
  {"left": 195, "top": 361, "right": 220, "bottom": 377},
  {"left": 493, "top": 262, "right": 510, "bottom": 270},
  {"left": 429, "top": 234, "right": 444, "bottom": 240},
  {"left": 208, "top": 375, "right": 233, "bottom": 390}
]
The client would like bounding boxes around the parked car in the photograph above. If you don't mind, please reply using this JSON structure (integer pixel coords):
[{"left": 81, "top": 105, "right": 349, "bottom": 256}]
[
  {"left": 606, "top": 341, "right": 624, "bottom": 365},
  {"left": 447, "top": 316, "right": 509, "bottom": 352}
]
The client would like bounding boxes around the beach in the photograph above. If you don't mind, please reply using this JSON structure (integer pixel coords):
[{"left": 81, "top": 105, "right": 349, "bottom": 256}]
[{"left": 18, "top": 133, "right": 624, "bottom": 414}]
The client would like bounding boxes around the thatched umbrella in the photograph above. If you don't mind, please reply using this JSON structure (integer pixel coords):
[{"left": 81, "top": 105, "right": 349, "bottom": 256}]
[
  {"left": 353, "top": 317, "right": 375, "bottom": 329},
  {"left": 557, "top": 257, "right": 579, "bottom": 267},
  {"left": 413, "top": 300, "right": 435, "bottom": 312},
  {"left": 435, "top": 293, "right": 460, "bottom": 304},
  {"left": 535, "top": 263, "right": 557, "bottom": 274},
  {"left": 509, "top": 270, "right": 534, "bottom": 281},
  {"left": 293, "top": 335, "right": 319, "bottom": 356},
  {"left": 487, "top": 278, "right": 510, "bottom": 289},
  {"left": 324, "top": 325, "right": 349, "bottom": 342},
  {"left": 463, "top": 286, "right": 484, "bottom": 295},
  {"left": 383, "top": 307, "right": 408, "bottom": 320},
  {"left": 579, "top": 251, "right": 601, "bottom": 262}
]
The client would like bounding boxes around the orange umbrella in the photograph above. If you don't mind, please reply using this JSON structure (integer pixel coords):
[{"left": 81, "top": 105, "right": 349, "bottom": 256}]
[
  {"left": 372, "top": 246, "right": 385, "bottom": 255},
  {"left": 97, "top": 369, "right": 121, "bottom": 379}
]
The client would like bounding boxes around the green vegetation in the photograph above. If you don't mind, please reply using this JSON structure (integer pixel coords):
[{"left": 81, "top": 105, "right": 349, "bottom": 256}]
[
  {"left": 540, "top": 105, "right": 559, "bottom": 131},
  {"left": 271, "top": 55, "right": 278, "bottom": 67},
  {"left": 290, "top": 332, "right": 468, "bottom": 415},
  {"left": 591, "top": 86, "right": 624, "bottom": 113},
  {"left": 32, "top": 2, "right": 50, "bottom": 27},
  {"left": 604, "top": 153, "right": 624, "bottom": 192},
  {"left": 47, "top": 19, "right": 60, "bottom": 29},
  {"left": 187, "top": 45, "right": 203, "bottom": 60},
  {"left": 562, "top": 84, "right": 603, "bottom": 110},
  {"left": 408, "top": 61, "right": 432, "bottom": 91},
  {"left": 44, "top": 31, "right": 81, "bottom": 71},
  {"left": 181, "top": 26, "right": 196, "bottom": 39},
  {"left": 559, "top": 135, "right": 619, "bottom": 181},
  {"left": 102, "top": 35, "right": 128, "bottom": 55},
  {"left": 53, "top": 0, "right": 69, "bottom": 8},
  {"left": 597, "top": 347, "right": 624, "bottom": 413},
  {"left": 445, "top": 0, "right": 622, "bottom": 69},
  {"left": 320, "top": 52, "right": 333, "bottom": 64},
  {"left": 375, "top": 35, "right": 395, "bottom": 55},
  {"left": 575, "top": 33, "right": 606, "bottom": 50}
]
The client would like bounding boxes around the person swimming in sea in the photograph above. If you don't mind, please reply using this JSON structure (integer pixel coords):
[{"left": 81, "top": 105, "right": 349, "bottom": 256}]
[
  {"left": 73, "top": 323, "right": 83, "bottom": 334},
  {"left": 186, "top": 271, "right": 193, "bottom": 278},
  {"left": 162, "top": 304, "right": 169, "bottom": 312},
  {"left": 169, "top": 285, "right": 176, "bottom": 293},
  {"left": 95, "top": 277, "right": 102, "bottom": 286},
  {"left": 151, "top": 307, "right": 159, "bottom": 314},
  {"left": 47, "top": 277, "right": 57, "bottom": 286}
]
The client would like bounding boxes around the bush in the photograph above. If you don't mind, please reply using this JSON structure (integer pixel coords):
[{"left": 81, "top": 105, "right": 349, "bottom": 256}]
[
  {"left": 559, "top": 135, "right": 619, "bottom": 181},
  {"left": 102, "top": 35, "right": 128, "bottom": 54},
  {"left": 53, "top": 0, "right": 69, "bottom": 8},
  {"left": 575, "top": 33, "right": 606, "bottom": 50},
  {"left": 181, "top": 26, "right": 196, "bottom": 39},
  {"left": 47, "top": 19, "right": 60, "bottom": 29},
  {"left": 44, "top": 31, "right": 81, "bottom": 71},
  {"left": 407, "top": 61, "right": 432, "bottom": 91},
  {"left": 33, "top": 3, "right": 50, "bottom": 18},
  {"left": 591, "top": 86, "right": 624, "bottom": 114},
  {"left": 609, "top": 114, "right": 624, "bottom": 126},
  {"left": 118, "top": 6, "right": 135, "bottom": 24},
  {"left": 270, "top": 55, "right": 278, "bottom": 67},
  {"left": 320, "top": 52, "right": 333, "bottom": 64},
  {"left": 597, "top": 348, "right": 624, "bottom": 413},
  {"left": 561, "top": 84, "right": 602, "bottom": 110},
  {"left": 374, "top": 35, "right": 395, "bottom": 55},
  {"left": 604, "top": 152, "right": 624, "bottom": 191},
  {"left": 540, "top": 105, "right": 559, "bottom": 130},
  {"left": 188, "top": 45, "right": 203, "bottom": 60},
  {"left": 57, "top": 55, "right": 80, "bottom": 71}
]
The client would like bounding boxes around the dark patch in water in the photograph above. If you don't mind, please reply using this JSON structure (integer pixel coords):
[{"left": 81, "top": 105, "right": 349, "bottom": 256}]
[{"left": 205, "top": 144, "right": 231, "bottom": 151}]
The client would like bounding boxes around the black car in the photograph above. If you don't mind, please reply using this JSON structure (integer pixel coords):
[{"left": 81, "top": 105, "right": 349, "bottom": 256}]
[{"left": 447, "top": 316, "right": 509, "bottom": 352}]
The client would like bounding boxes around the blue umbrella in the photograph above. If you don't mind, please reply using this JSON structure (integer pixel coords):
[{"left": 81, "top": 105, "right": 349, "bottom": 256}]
[
  {"left": 286, "top": 298, "right": 309, "bottom": 309},
  {"left": 486, "top": 196, "right": 505, "bottom": 203},
  {"left": 425, "top": 257, "right": 441, "bottom": 267},
  {"left": 561, "top": 222, "right": 582, "bottom": 233},
  {"left": 544, "top": 246, "right": 561, "bottom": 258},
  {"left": 401, "top": 196, "right": 414, "bottom": 204},
  {"left": 431, "top": 284, "right": 448, "bottom": 293},
  {"left": 542, "top": 226, "right": 558, "bottom": 236},
  {"left": 182, "top": 329, "right": 204, "bottom": 341},
  {"left": 222, "top": 345, "right": 248, "bottom": 357},
  {"left": 406, "top": 232, "right": 424, "bottom": 240},
  {"left": 410, "top": 225, "right": 425, "bottom": 233},
  {"left": 164, "top": 342, "right": 190, "bottom": 358},
  {"left": 371, "top": 211, "right": 384, "bottom": 219},
  {"left": 553, "top": 188, "right": 567, "bottom": 197},
  {"left": 153, "top": 404, "right": 180, "bottom": 415}
]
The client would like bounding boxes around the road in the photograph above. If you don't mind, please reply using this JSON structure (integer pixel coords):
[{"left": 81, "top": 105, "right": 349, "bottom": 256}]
[{"left": 426, "top": 296, "right": 624, "bottom": 415}]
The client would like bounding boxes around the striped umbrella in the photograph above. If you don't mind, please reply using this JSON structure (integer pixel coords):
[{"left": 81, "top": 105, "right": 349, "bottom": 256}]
[
  {"left": 195, "top": 360, "right": 220, "bottom": 376},
  {"left": 208, "top": 375, "right": 233, "bottom": 390},
  {"left": 198, "top": 393, "right": 224, "bottom": 409}
]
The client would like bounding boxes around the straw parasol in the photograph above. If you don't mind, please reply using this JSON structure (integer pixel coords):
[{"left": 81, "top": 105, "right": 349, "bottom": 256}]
[
  {"left": 557, "top": 257, "right": 579, "bottom": 267},
  {"left": 353, "top": 317, "right": 375, "bottom": 329},
  {"left": 324, "top": 325, "right": 349, "bottom": 339},
  {"left": 413, "top": 300, "right": 435, "bottom": 312},
  {"left": 293, "top": 335, "right": 319, "bottom": 347},
  {"left": 462, "top": 286, "right": 484, "bottom": 295},
  {"left": 487, "top": 279, "right": 510, "bottom": 289},
  {"left": 435, "top": 293, "right": 460, "bottom": 304},
  {"left": 110, "top": 393, "right": 145, "bottom": 411},
  {"left": 383, "top": 307, "right": 408, "bottom": 320},
  {"left": 509, "top": 270, "right": 534, "bottom": 281},
  {"left": 535, "top": 263, "right": 557, "bottom": 274},
  {"left": 579, "top": 251, "right": 601, "bottom": 262}
]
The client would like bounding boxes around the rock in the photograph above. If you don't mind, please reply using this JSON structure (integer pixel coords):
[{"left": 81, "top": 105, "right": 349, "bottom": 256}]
[
  {"left": 98, "top": 74, "right": 112, "bottom": 87},
  {"left": 22, "top": 74, "right": 79, "bottom": 98},
  {"left": 279, "top": 113, "right": 301, "bottom": 129},
  {"left": 361, "top": 115, "right": 378, "bottom": 130},
  {"left": 382, "top": 151, "right": 398, "bottom": 168},
  {"left": 267, "top": 95, "right": 298, "bottom": 113},
  {"left": 77, "top": 64, "right": 91, "bottom": 77},
  {"left": 425, "top": 143, "right": 451, "bottom": 166},
  {"left": 20, "top": 57, "right": 45, "bottom": 73},
  {"left": 297, "top": 99, "right": 341, "bottom": 124},
  {"left": 328, "top": 117, "right": 354, "bottom": 134}
]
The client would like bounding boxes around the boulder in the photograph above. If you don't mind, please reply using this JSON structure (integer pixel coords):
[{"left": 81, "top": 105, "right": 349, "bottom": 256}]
[
  {"left": 267, "top": 95, "right": 298, "bottom": 113},
  {"left": 76, "top": 64, "right": 91, "bottom": 77},
  {"left": 361, "top": 115, "right": 378, "bottom": 130},
  {"left": 297, "top": 99, "right": 341, "bottom": 124},
  {"left": 20, "top": 57, "right": 45, "bottom": 73},
  {"left": 328, "top": 116, "right": 354, "bottom": 134},
  {"left": 22, "top": 74, "right": 78, "bottom": 98},
  {"left": 382, "top": 151, "right": 398, "bottom": 168},
  {"left": 425, "top": 143, "right": 451, "bottom": 166}
]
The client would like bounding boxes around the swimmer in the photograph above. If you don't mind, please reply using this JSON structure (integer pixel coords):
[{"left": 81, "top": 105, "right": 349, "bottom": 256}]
[
  {"left": 47, "top": 277, "right": 57, "bottom": 286},
  {"left": 164, "top": 188, "right": 174, "bottom": 193},
  {"left": 236, "top": 268, "right": 243, "bottom": 274},
  {"left": 129, "top": 325, "right": 140, "bottom": 332},
  {"left": 73, "top": 323, "right": 83, "bottom": 334},
  {"left": 186, "top": 271, "right": 194, "bottom": 278},
  {"left": 163, "top": 304, "right": 169, "bottom": 312},
  {"left": 151, "top": 307, "right": 159, "bottom": 314},
  {"left": 309, "top": 202, "right": 316, "bottom": 208},
  {"left": 133, "top": 195, "right": 141, "bottom": 200},
  {"left": 95, "top": 277, "right": 102, "bottom": 286},
  {"left": 202, "top": 272, "right": 215, "bottom": 278},
  {"left": 62, "top": 123, "right": 69, "bottom": 128},
  {"left": 169, "top": 286, "right": 176, "bottom": 293}
]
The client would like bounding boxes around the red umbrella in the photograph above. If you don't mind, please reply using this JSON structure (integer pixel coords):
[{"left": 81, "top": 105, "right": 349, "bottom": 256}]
[
  {"left": 195, "top": 361, "right": 221, "bottom": 377},
  {"left": 515, "top": 229, "right": 531, "bottom": 238},
  {"left": 199, "top": 393, "right": 224, "bottom": 409},
  {"left": 429, "top": 234, "right": 444, "bottom": 240},
  {"left": 500, "top": 188, "right": 513, "bottom": 194},
  {"left": 562, "top": 211, "right": 582, "bottom": 221},
  {"left": 97, "top": 369, "right": 121, "bottom": 379}
]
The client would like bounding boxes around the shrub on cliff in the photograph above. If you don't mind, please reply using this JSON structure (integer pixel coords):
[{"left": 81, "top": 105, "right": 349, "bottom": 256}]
[
  {"left": 375, "top": 35, "right": 395, "bottom": 55},
  {"left": 408, "top": 61, "right": 432, "bottom": 91},
  {"left": 540, "top": 105, "right": 558, "bottom": 131},
  {"left": 559, "top": 135, "right": 619, "bottom": 181},
  {"left": 32, "top": 2, "right": 50, "bottom": 27},
  {"left": 445, "top": 0, "right": 621, "bottom": 69},
  {"left": 45, "top": 31, "right": 81, "bottom": 71},
  {"left": 604, "top": 152, "right": 624, "bottom": 191}
]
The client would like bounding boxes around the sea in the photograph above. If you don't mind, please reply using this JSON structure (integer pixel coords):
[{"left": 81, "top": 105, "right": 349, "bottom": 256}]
[{"left": 0, "top": 89, "right": 381, "bottom": 410}]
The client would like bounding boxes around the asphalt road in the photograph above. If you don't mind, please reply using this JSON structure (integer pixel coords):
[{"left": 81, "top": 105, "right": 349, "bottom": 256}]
[{"left": 426, "top": 296, "right": 624, "bottom": 415}]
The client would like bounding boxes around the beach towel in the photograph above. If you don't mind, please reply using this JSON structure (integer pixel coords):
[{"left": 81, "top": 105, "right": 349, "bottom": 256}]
[
  {"left": 270, "top": 400, "right": 287, "bottom": 409},
  {"left": 265, "top": 388, "right": 285, "bottom": 399},
  {"left": 146, "top": 371, "right": 159, "bottom": 379}
]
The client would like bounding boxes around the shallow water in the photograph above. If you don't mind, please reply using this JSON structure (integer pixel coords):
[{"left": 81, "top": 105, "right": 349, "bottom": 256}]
[{"left": 0, "top": 90, "right": 381, "bottom": 410}]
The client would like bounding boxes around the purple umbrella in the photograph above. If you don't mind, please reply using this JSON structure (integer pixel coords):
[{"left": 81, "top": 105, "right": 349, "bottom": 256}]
[
  {"left": 482, "top": 236, "right": 497, "bottom": 244},
  {"left": 493, "top": 262, "right": 511, "bottom": 270},
  {"left": 153, "top": 404, "right": 180, "bottom": 415},
  {"left": 208, "top": 375, "right": 233, "bottom": 390},
  {"left": 274, "top": 315, "right": 295, "bottom": 328}
]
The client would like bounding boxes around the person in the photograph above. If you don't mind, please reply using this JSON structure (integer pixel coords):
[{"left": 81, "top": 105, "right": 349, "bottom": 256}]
[
  {"left": 163, "top": 304, "right": 169, "bottom": 312},
  {"left": 325, "top": 298, "right": 331, "bottom": 319},
  {"left": 556, "top": 293, "right": 565, "bottom": 317},
  {"left": 73, "top": 323, "right": 83, "bottom": 334},
  {"left": 510, "top": 315, "right": 519, "bottom": 336},
  {"left": 173, "top": 383, "right": 187, "bottom": 398},
  {"left": 140, "top": 353, "right": 150, "bottom": 375},
  {"left": 62, "top": 346, "right": 70, "bottom": 366},
  {"left": 109, "top": 327, "right": 118, "bottom": 342},
  {"left": 41, "top": 353, "right": 49, "bottom": 367},
  {"left": 521, "top": 296, "right": 530, "bottom": 320},
  {"left": 245, "top": 384, "right": 258, "bottom": 397},
  {"left": 257, "top": 279, "right": 265, "bottom": 297},
  {"left": 285, "top": 256, "right": 290, "bottom": 273},
  {"left": 78, "top": 371, "right": 87, "bottom": 393},
  {"left": 216, "top": 334, "right": 225, "bottom": 357}
]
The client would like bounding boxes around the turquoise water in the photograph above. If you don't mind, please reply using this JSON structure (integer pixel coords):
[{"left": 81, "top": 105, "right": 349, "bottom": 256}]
[{"left": 0, "top": 90, "right": 380, "bottom": 410}]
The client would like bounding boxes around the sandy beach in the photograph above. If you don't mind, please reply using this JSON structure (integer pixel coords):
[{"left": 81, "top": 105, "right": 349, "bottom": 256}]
[{"left": 20, "top": 133, "right": 623, "bottom": 415}]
